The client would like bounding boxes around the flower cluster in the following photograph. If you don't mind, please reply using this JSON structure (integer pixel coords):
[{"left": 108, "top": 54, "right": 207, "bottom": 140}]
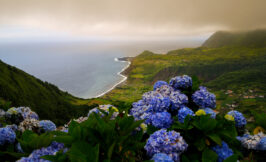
[
  {"left": 0, "top": 127, "right": 16, "bottom": 145},
  {"left": 40, "top": 120, "right": 56, "bottom": 132},
  {"left": 144, "top": 129, "right": 188, "bottom": 161},
  {"left": 177, "top": 106, "right": 194, "bottom": 123},
  {"left": 237, "top": 132, "right": 265, "bottom": 150},
  {"left": 227, "top": 110, "right": 246, "bottom": 128},
  {"left": 211, "top": 141, "right": 234, "bottom": 162},
  {"left": 6, "top": 107, "right": 39, "bottom": 120},
  {"left": 169, "top": 75, "right": 192, "bottom": 90},
  {"left": 18, "top": 118, "right": 40, "bottom": 132},
  {"left": 256, "top": 137, "right": 266, "bottom": 151},
  {"left": 149, "top": 112, "right": 172, "bottom": 128},
  {"left": 130, "top": 76, "right": 190, "bottom": 129},
  {"left": 18, "top": 142, "right": 65, "bottom": 162},
  {"left": 192, "top": 86, "right": 216, "bottom": 108},
  {"left": 153, "top": 81, "right": 168, "bottom": 90},
  {"left": 88, "top": 104, "right": 119, "bottom": 119},
  {"left": 151, "top": 153, "right": 174, "bottom": 162}
]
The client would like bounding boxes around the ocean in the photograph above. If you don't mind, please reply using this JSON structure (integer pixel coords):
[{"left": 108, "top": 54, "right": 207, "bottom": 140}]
[{"left": 0, "top": 38, "right": 205, "bottom": 98}]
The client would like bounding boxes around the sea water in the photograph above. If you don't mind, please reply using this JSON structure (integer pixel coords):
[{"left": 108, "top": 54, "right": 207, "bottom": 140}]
[{"left": 0, "top": 38, "right": 205, "bottom": 98}]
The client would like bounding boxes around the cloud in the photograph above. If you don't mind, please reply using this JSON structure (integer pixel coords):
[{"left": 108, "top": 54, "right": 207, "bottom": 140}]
[{"left": 0, "top": 0, "right": 265, "bottom": 37}]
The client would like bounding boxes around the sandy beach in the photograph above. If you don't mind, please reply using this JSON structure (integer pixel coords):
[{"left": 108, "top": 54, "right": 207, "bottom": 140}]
[{"left": 95, "top": 57, "right": 131, "bottom": 98}]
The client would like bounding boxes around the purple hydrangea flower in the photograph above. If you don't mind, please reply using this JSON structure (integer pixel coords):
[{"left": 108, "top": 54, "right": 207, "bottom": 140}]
[
  {"left": 149, "top": 112, "right": 172, "bottom": 128},
  {"left": 170, "top": 91, "right": 188, "bottom": 111},
  {"left": 144, "top": 129, "right": 188, "bottom": 161},
  {"left": 202, "top": 108, "right": 216, "bottom": 119},
  {"left": 192, "top": 86, "right": 216, "bottom": 108},
  {"left": 227, "top": 110, "right": 246, "bottom": 128},
  {"left": 152, "top": 153, "right": 174, "bottom": 162},
  {"left": 256, "top": 137, "right": 266, "bottom": 151},
  {"left": 40, "top": 120, "right": 56, "bottom": 132},
  {"left": 154, "top": 81, "right": 168, "bottom": 90},
  {"left": 169, "top": 75, "right": 192, "bottom": 90},
  {"left": 17, "top": 142, "right": 65, "bottom": 162},
  {"left": 0, "top": 127, "right": 16, "bottom": 145},
  {"left": 178, "top": 106, "right": 195, "bottom": 123},
  {"left": 211, "top": 141, "right": 234, "bottom": 162}
]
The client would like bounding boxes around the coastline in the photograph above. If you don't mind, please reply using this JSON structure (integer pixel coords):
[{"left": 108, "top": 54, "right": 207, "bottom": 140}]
[{"left": 95, "top": 57, "right": 131, "bottom": 98}]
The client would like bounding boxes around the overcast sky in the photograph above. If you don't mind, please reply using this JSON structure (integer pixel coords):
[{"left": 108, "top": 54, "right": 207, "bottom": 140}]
[{"left": 0, "top": 0, "right": 265, "bottom": 39}]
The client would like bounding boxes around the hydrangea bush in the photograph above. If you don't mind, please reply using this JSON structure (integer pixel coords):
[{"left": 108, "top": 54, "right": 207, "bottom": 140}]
[{"left": 0, "top": 75, "right": 265, "bottom": 162}]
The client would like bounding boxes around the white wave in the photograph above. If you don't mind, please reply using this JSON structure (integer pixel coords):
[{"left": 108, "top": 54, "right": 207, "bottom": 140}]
[{"left": 95, "top": 58, "right": 131, "bottom": 98}]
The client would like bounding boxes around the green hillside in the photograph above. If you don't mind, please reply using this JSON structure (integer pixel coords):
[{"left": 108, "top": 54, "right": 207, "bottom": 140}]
[
  {"left": 0, "top": 60, "right": 92, "bottom": 125},
  {"left": 202, "top": 29, "right": 266, "bottom": 48},
  {"left": 102, "top": 30, "right": 266, "bottom": 122}
]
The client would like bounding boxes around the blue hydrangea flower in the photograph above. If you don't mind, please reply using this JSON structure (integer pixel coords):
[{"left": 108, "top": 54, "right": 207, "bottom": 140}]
[
  {"left": 192, "top": 86, "right": 216, "bottom": 108},
  {"left": 211, "top": 141, "right": 234, "bottom": 162},
  {"left": 237, "top": 133, "right": 264, "bottom": 150},
  {"left": 0, "top": 127, "right": 16, "bottom": 145},
  {"left": 152, "top": 153, "right": 174, "bottom": 162},
  {"left": 40, "top": 120, "right": 56, "bottom": 132},
  {"left": 169, "top": 75, "right": 192, "bottom": 90},
  {"left": 149, "top": 112, "right": 172, "bottom": 128},
  {"left": 6, "top": 124, "right": 18, "bottom": 132},
  {"left": 170, "top": 91, "right": 188, "bottom": 111},
  {"left": 87, "top": 105, "right": 118, "bottom": 119},
  {"left": 154, "top": 81, "right": 168, "bottom": 90},
  {"left": 142, "top": 91, "right": 162, "bottom": 104},
  {"left": 227, "top": 110, "right": 246, "bottom": 128},
  {"left": 6, "top": 107, "right": 39, "bottom": 120},
  {"left": 147, "top": 96, "right": 171, "bottom": 112},
  {"left": 178, "top": 106, "right": 195, "bottom": 123},
  {"left": 256, "top": 137, "right": 266, "bottom": 151},
  {"left": 144, "top": 129, "right": 188, "bottom": 161},
  {"left": 130, "top": 103, "right": 150, "bottom": 121},
  {"left": 88, "top": 107, "right": 101, "bottom": 116},
  {"left": 17, "top": 142, "right": 64, "bottom": 162},
  {"left": 156, "top": 85, "right": 174, "bottom": 97},
  {"left": 202, "top": 108, "right": 216, "bottom": 119}
]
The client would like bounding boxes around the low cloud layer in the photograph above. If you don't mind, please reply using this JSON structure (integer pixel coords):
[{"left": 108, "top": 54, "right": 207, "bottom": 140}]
[{"left": 0, "top": 0, "right": 265, "bottom": 37}]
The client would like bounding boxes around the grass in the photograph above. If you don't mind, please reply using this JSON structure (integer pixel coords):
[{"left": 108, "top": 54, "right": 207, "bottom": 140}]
[
  {"left": 0, "top": 60, "right": 94, "bottom": 125},
  {"left": 101, "top": 46, "right": 266, "bottom": 120}
]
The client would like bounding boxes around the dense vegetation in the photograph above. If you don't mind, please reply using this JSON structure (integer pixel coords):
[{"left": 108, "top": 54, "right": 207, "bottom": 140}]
[
  {"left": 1, "top": 76, "right": 265, "bottom": 162},
  {"left": 102, "top": 30, "right": 266, "bottom": 128},
  {"left": 202, "top": 29, "right": 266, "bottom": 48},
  {"left": 0, "top": 60, "right": 92, "bottom": 125}
]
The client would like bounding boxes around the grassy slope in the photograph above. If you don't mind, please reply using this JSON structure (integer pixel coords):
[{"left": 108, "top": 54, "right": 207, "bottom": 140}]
[
  {"left": 0, "top": 60, "right": 92, "bottom": 125},
  {"left": 102, "top": 31, "right": 266, "bottom": 120}
]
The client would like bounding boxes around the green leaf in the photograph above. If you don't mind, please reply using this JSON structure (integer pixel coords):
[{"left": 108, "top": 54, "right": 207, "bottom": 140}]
[
  {"left": 194, "top": 138, "right": 206, "bottom": 151},
  {"left": 181, "top": 155, "right": 190, "bottom": 162},
  {"left": 208, "top": 134, "right": 222, "bottom": 145},
  {"left": 224, "top": 154, "right": 238, "bottom": 162},
  {"left": 54, "top": 135, "right": 74, "bottom": 145},
  {"left": 107, "top": 142, "right": 116, "bottom": 160},
  {"left": 68, "top": 142, "right": 99, "bottom": 162},
  {"left": 202, "top": 148, "right": 218, "bottom": 162}
]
